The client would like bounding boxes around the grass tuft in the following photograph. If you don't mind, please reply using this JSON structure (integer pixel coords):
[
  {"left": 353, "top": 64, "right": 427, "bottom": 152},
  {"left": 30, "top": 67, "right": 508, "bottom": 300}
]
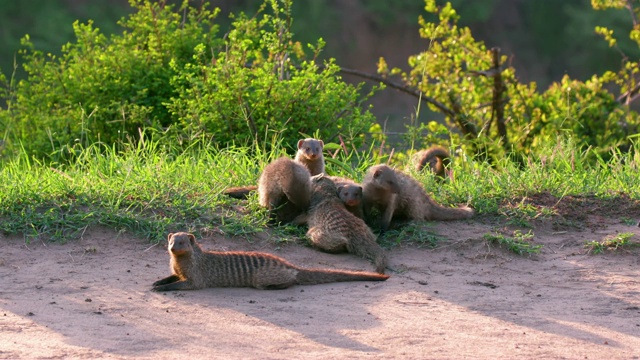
[
  {"left": 483, "top": 230, "right": 543, "bottom": 256},
  {"left": 584, "top": 232, "right": 638, "bottom": 254}
]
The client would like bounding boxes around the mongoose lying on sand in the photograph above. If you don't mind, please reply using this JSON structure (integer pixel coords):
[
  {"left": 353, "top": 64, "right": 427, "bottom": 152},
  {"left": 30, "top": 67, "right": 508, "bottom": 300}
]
[
  {"left": 306, "top": 175, "right": 388, "bottom": 274},
  {"left": 414, "top": 146, "right": 451, "bottom": 178},
  {"left": 258, "top": 157, "right": 311, "bottom": 224},
  {"left": 152, "top": 232, "right": 389, "bottom": 291},
  {"left": 362, "top": 164, "right": 474, "bottom": 231},
  {"left": 295, "top": 138, "right": 326, "bottom": 176}
]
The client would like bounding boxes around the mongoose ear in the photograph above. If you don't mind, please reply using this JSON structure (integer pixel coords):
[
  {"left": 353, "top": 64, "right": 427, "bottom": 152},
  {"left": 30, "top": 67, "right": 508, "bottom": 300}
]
[
  {"left": 373, "top": 169, "right": 382, "bottom": 178},
  {"left": 319, "top": 140, "right": 324, "bottom": 148},
  {"left": 297, "top": 139, "right": 304, "bottom": 149},
  {"left": 167, "top": 233, "right": 174, "bottom": 242},
  {"left": 311, "top": 173, "right": 324, "bottom": 182},
  {"left": 188, "top": 233, "right": 196, "bottom": 244}
]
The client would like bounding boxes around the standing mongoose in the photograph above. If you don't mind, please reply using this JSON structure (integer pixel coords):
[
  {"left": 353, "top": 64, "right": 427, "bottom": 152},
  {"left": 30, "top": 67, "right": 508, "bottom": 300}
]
[
  {"left": 328, "top": 175, "right": 364, "bottom": 219},
  {"left": 152, "top": 232, "right": 389, "bottom": 291},
  {"left": 414, "top": 146, "right": 451, "bottom": 178},
  {"left": 258, "top": 157, "right": 311, "bottom": 224},
  {"left": 362, "top": 164, "right": 474, "bottom": 231},
  {"left": 295, "top": 138, "right": 326, "bottom": 176},
  {"left": 306, "top": 175, "right": 388, "bottom": 274}
]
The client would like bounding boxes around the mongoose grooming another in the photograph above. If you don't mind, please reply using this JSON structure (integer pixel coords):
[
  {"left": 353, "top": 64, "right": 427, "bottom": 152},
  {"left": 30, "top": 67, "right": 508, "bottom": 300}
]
[
  {"left": 152, "top": 232, "right": 389, "bottom": 291},
  {"left": 328, "top": 175, "right": 364, "bottom": 219},
  {"left": 306, "top": 175, "right": 388, "bottom": 274},
  {"left": 414, "top": 146, "right": 451, "bottom": 178},
  {"left": 362, "top": 164, "right": 474, "bottom": 231},
  {"left": 295, "top": 138, "right": 326, "bottom": 176},
  {"left": 258, "top": 157, "right": 311, "bottom": 224}
]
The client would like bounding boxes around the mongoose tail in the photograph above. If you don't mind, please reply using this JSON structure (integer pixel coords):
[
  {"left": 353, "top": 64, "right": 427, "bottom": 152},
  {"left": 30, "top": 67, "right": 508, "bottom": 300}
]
[
  {"left": 427, "top": 204, "right": 475, "bottom": 221},
  {"left": 416, "top": 146, "right": 451, "bottom": 177},
  {"left": 295, "top": 268, "right": 389, "bottom": 285},
  {"left": 223, "top": 185, "right": 258, "bottom": 199},
  {"left": 346, "top": 242, "right": 389, "bottom": 274}
]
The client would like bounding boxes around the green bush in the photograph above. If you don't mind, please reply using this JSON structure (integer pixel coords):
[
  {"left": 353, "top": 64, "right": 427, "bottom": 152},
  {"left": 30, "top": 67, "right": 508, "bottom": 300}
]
[
  {"left": 165, "top": 1, "right": 376, "bottom": 149},
  {"left": 0, "top": 0, "right": 376, "bottom": 160},
  {"left": 1, "top": 0, "right": 220, "bottom": 159},
  {"left": 379, "top": 0, "right": 640, "bottom": 163}
]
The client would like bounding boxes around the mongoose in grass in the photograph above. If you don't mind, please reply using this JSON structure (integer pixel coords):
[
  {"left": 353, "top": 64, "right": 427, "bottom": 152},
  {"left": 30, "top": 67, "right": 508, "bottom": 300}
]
[
  {"left": 362, "top": 164, "right": 474, "bottom": 231},
  {"left": 414, "top": 146, "right": 451, "bottom": 178},
  {"left": 223, "top": 138, "right": 325, "bottom": 199},
  {"left": 258, "top": 157, "right": 311, "bottom": 224},
  {"left": 225, "top": 181, "right": 362, "bottom": 219},
  {"left": 152, "top": 232, "right": 389, "bottom": 291},
  {"left": 295, "top": 138, "right": 326, "bottom": 176},
  {"left": 328, "top": 175, "right": 364, "bottom": 219},
  {"left": 306, "top": 175, "right": 388, "bottom": 274}
]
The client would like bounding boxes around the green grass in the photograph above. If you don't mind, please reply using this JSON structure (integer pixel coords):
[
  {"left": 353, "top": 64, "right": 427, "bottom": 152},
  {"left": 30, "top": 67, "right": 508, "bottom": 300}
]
[
  {"left": 483, "top": 230, "right": 543, "bottom": 256},
  {"left": 584, "top": 232, "right": 638, "bottom": 254},
  {"left": 0, "top": 135, "right": 638, "bottom": 245},
  {"left": 378, "top": 221, "right": 443, "bottom": 249}
]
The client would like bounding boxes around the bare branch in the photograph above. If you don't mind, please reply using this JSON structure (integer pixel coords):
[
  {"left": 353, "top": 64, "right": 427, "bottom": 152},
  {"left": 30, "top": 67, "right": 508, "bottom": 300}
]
[
  {"left": 490, "top": 47, "right": 509, "bottom": 150},
  {"left": 617, "top": 81, "right": 640, "bottom": 105},
  {"left": 336, "top": 67, "right": 456, "bottom": 118}
]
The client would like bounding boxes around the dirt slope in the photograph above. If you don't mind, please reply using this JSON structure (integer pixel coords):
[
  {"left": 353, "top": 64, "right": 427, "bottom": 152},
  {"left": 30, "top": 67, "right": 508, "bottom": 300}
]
[{"left": 1, "top": 214, "right": 639, "bottom": 359}]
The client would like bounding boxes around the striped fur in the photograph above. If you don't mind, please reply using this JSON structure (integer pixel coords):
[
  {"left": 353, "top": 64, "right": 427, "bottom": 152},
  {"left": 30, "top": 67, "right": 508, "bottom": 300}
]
[{"left": 152, "top": 232, "right": 389, "bottom": 291}]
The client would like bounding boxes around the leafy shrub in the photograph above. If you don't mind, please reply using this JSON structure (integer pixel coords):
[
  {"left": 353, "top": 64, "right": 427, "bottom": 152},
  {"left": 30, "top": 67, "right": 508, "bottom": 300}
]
[
  {"left": 0, "top": 0, "right": 376, "bottom": 160},
  {"left": 379, "top": 0, "right": 640, "bottom": 163},
  {"left": 1, "top": 0, "right": 220, "bottom": 159},
  {"left": 166, "top": 1, "right": 376, "bottom": 149}
]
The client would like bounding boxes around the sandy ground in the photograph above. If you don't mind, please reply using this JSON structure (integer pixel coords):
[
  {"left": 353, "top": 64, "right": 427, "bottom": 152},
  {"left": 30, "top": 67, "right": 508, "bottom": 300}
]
[{"left": 1, "top": 214, "right": 639, "bottom": 359}]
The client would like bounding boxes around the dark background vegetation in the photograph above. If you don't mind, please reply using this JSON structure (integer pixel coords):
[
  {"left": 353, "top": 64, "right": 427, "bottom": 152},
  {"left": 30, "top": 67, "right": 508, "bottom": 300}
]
[{"left": 1, "top": 0, "right": 636, "bottom": 134}]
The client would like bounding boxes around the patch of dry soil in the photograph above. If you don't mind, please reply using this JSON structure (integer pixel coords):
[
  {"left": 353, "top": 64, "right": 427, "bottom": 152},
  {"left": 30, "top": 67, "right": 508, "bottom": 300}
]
[{"left": 1, "top": 215, "right": 639, "bottom": 359}]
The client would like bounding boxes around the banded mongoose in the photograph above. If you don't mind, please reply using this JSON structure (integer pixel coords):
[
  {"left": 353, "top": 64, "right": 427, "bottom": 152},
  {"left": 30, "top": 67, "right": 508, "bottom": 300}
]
[
  {"left": 306, "top": 175, "right": 388, "bottom": 274},
  {"left": 362, "top": 164, "right": 474, "bottom": 231},
  {"left": 414, "top": 146, "right": 451, "bottom": 178},
  {"left": 295, "top": 138, "right": 326, "bottom": 176},
  {"left": 258, "top": 157, "right": 311, "bottom": 224},
  {"left": 328, "top": 175, "right": 364, "bottom": 219},
  {"left": 152, "top": 232, "right": 389, "bottom": 291}
]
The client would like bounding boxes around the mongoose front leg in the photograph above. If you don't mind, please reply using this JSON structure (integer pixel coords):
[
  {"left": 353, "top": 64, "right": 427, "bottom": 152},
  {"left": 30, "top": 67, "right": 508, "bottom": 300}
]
[
  {"left": 259, "top": 281, "right": 297, "bottom": 290},
  {"left": 291, "top": 212, "right": 309, "bottom": 225},
  {"left": 152, "top": 274, "right": 180, "bottom": 287},
  {"left": 152, "top": 279, "right": 194, "bottom": 291},
  {"left": 380, "top": 194, "right": 398, "bottom": 232}
]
